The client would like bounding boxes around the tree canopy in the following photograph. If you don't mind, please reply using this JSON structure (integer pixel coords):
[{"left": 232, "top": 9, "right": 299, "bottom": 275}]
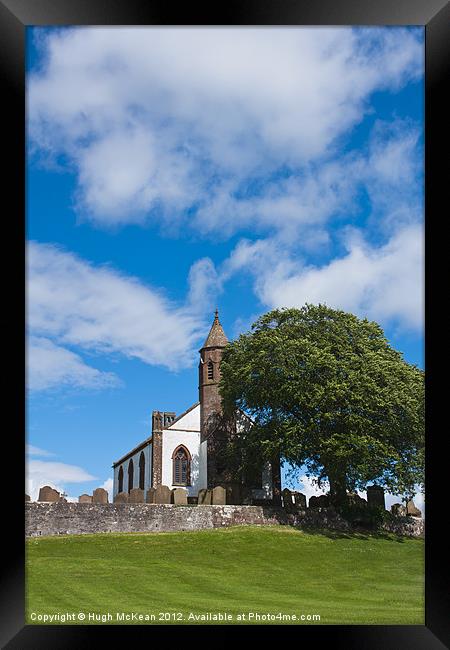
[{"left": 219, "top": 304, "right": 424, "bottom": 506}]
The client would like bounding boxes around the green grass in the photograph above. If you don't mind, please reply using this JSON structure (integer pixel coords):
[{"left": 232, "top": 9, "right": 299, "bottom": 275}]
[{"left": 26, "top": 525, "right": 424, "bottom": 625}]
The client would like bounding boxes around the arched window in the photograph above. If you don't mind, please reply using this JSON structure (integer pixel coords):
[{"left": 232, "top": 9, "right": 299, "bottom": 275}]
[
  {"left": 207, "top": 360, "right": 214, "bottom": 380},
  {"left": 128, "top": 458, "right": 134, "bottom": 493},
  {"left": 139, "top": 451, "right": 145, "bottom": 490},
  {"left": 172, "top": 446, "right": 191, "bottom": 486},
  {"left": 118, "top": 466, "right": 124, "bottom": 493}
]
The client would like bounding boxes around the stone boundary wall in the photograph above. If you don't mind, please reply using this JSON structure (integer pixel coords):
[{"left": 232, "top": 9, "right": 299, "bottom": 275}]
[{"left": 25, "top": 502, "right": 424, "bottom": 538}]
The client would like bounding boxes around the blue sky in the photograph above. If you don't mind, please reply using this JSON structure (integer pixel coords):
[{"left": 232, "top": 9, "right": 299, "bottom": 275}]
[{"left": 26, "top": 27, "right": 424, "bottom": 506}]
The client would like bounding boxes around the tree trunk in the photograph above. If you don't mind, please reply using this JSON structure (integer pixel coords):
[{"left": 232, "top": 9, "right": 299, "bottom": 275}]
[
  {"left": 271, "top": 454, "right": 282, "bottom": 506},
  {"left": 327, "top": 469, "right": 348, "bottom": 509}
]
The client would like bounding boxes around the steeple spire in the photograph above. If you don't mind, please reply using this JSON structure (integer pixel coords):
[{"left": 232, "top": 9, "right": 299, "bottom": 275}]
[{"left": 201, "top": 309, "right": 228, "bottom": 349}]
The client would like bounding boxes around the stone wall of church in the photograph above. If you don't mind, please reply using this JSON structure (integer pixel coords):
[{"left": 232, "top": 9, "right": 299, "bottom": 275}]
[{"left": 25, "top": 502, "right": 424, "bottom": 538}]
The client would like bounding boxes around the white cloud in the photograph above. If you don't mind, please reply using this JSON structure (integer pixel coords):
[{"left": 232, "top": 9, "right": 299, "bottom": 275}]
[
  {"left": 187, "top": 257, "right": 223, "bottom": 312},
  {"left": 28, "top": 336, "right": 119, "bottom": 391},
  {"left": 26, "top": 458, "right": 97, "bottom": 501},
  {"left": 195, "top": 119, "right": 422, "bottom": 242},
  {"left": 221, "top": 223, "right": 423, "bottom": 333},
  {"left": 265, "top": 224, "right": 423, "bottom": 331},
  {"left": 26, "top": 444, "right": 55, "bottom": 457},
  {"left": 27, "top": 241, "right": 213, "bottom": 391},
  {"left": 26, "top": 28, "right": 423, "bottom": 374},
  {"left": 28, "top": 27, "right": 422, "bottom": 228}
]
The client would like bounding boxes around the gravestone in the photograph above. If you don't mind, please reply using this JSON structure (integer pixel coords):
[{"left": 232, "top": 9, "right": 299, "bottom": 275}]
[
  {"left": 25, "top": 494, "right": 30, "bottom": 502},
  {"left": 292, "top": 491, "right": 307, "bottom": 509},
  {"left": 366, "top": 485, "right": 385, "bottom": 509},
  {"left": 226, "top": 482, "right": 242, "bottom": 505},
  {"left": 282, "top": 488, "right": 294, "bottom": 512},
  {"left": 154, "top": 485, "right": 171, "bottom": 504},
  {"left": 391, "top": 503, "right": 406, "bottom": 517},
  {"left": 38, "top": 486, "right": 60, "bottom": 502},
  {"left": 198, "top": 488, "right": 212, "bottom": 505},
  {"left": 309, "top": 494, "right": 330, "bottom": 508},
  {"left": 406, "top": 500, "right": 422, "bottom": 517},
  {"left": 129, "top": 488, "right": 145, "bottom": 503},
  {"left": 212, "top": 486, "right": 226, "bottom": 505},
  {"left": 172, "top": 488, "right": 188, "bottom": 505},
  {"left": 146, "top": 487, "right": 156, "bottom": 503},
  {"left": 92, "top": 487, "right": 109, "bottom": 504},
  {"left": 348, "top": 492, "right": 368, "bottom": 507},
  {"left": 78, "top": 494, "right": 93, "bottom": 503},
  {"left": 241, "top": 487, "right": 253, "bottom": 505},
  {"left": 114, "top": 491, "right": 129, "bottom": 504}
]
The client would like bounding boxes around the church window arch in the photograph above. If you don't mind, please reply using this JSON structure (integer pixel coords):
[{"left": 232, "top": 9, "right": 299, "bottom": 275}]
[
  {"left": 207, "top": 360, "right": 214, "bottom": 380},
  {"left": 139, "top": 451, "right": 145, "bottom": 491},
  {"left": 172, "top": 445, "right": 191, "bottom": 486},
  {"left": 118, "top": 466, "right": 124, "bottom": 493},
  {"left": 128, "top": 458, "right": 134, "bottom": 493}
]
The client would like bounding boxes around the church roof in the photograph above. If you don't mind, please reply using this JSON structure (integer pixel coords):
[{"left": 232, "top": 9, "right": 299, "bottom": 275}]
[{"left": 201, "top": 309, "right": 228, "bottom": 349}]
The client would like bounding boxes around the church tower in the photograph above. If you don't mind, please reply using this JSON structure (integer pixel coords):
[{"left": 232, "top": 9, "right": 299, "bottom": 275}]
[{"left": 199, "top": 309, "right": 229, "bottom": 488}]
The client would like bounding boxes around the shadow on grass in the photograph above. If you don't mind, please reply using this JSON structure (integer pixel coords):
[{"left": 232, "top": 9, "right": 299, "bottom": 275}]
[{"left": 290, "top": 526, "right": 407, "bottom": 543}]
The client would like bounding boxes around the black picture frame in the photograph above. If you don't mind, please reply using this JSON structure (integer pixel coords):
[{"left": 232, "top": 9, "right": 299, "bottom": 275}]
[{"left": 1, "top": 0, "right": 448, "bottom": 647}]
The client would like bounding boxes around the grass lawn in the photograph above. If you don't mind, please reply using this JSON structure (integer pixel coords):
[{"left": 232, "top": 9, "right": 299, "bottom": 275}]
[{"left": 26, "top": 525, "right": 424, "bottom": 625}]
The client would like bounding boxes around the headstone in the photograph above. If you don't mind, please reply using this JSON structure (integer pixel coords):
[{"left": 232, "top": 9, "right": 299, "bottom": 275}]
[
  {"left": 154, "top": 485, "right": 171, "bottom": 504},
  {"left": 78, "top": 494, "right": 93, "bottom": 503},
  {"left": 92, "top": 487, "right": 109, "bottom": 504},
  {"left": 391, "top": 503, "right": 406, "bottom": 517},
  {"left": 198, "top": 488, "right": 212, "bottom": 505},
  {"left": 172, "top": 488, "right": 188, "bottom": 505},
  {"left": 25, "top": 494, "right": 30, "bottom": 502},
  {"left": 212, "top": 486, "right": 226, "bottom": 505},
  {"left": 282, "top": 488, "right": 294, "bottom": 511},
  {"left": 292, "top": 491, "right": 307, "bottom": 509},
  {"left": 406, "top": 499, "right": 422, "bottom": 517},
  {"left": 129, "top": 488, "right": 145, "bottom": 503},
  {"left": 38, "top": 485, "right": 60, "bottom": 502},
  {"left": 366, "top": 485, "right": 385, "bottom": 509},
  {"left": 309, "top": 494, "right": 330, "bottom": 508},
  {"left": 226, "top": 482, "right": 242, "bottom": 505},
  {"left": 114, "top": 491, "right": 129, "bottom": 504},
  {"left": 146, "top": 487, "right": 156, "bottom": 503},
  {"left": 347, "top": 492, "right": 368, "bottom": 507}
]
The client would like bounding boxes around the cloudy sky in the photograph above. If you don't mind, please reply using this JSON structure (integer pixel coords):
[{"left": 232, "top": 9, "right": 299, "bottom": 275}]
[{"left": 26, "top": 27, "right": 424, "bottom": 509}]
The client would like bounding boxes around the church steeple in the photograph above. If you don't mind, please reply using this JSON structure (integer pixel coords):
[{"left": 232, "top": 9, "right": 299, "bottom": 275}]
[
  {"left": 199, "top": 310, "right": 228, "bottom": 448},
  {"left": 201, "top": 309, "right": 228, "bottom": 350}
]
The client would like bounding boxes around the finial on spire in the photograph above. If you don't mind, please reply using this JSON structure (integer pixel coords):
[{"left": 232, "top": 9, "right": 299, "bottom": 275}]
[{"left": 214, "top": 307, "right": 219, "bottom": 320}]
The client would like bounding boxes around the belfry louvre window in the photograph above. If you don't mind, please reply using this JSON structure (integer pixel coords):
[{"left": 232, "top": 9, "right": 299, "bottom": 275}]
[
  {"left": 207, "top": 360, "right": 214, "bottom": 380},
  {"left": 173, "top": 446, "right": 191, "bottom": 485}
]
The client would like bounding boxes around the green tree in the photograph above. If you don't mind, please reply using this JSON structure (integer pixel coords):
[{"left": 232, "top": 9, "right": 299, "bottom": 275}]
[{"left": 220, "top": 305, "right": 424, "bottom": 508}]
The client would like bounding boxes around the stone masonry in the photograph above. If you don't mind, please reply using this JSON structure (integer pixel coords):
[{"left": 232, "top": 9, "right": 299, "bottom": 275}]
[{"left": 25, "top": 502, "right": 424, "bottom": 538}]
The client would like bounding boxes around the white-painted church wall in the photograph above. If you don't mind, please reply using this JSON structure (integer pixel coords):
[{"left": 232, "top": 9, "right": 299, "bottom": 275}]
[
  {"left": 113, "top": 442, "right": 152, "bottom": 497},
  {"left": 167, "top": 404, "right": 200, "bottom": 432},
  {"left": 161, "top": 429, "right": 201, "bottom": 497},
  {"left": 198, "top": 440, "right": 208, "bottom": 491}
]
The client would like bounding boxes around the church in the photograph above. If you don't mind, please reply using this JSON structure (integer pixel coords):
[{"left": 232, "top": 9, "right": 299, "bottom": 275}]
[{"left": 112, "top": 310, "right": 281, "bottom": 504}]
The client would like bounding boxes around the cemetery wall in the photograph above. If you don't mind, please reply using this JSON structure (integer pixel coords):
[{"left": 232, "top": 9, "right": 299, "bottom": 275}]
[{"left": 25, "top": 502, "right": 424, "bottom": 538}]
